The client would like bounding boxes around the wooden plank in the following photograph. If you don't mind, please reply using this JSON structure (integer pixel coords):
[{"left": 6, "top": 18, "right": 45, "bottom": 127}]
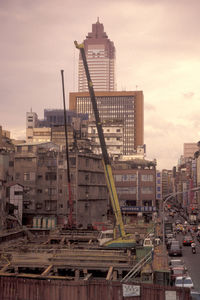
[
  {"left": 41, "top": 264, "right": 53, "bottom": 276},
  {"left": 106, "top": 266, "right": 113, "bottom": 281}
]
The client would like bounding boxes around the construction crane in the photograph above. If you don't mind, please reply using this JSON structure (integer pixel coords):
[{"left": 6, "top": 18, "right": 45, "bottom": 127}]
[
  {"left": 61, "top": 70, "right": 74, "bottom": 228},
  {"left": 74, "top": 41, "right": 135, "bottom": 248}
]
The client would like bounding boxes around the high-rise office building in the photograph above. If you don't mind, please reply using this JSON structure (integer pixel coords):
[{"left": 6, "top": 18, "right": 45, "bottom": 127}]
[
  {"left": 69, "top": 91, "right": 144, "bottom": 155},
  {"left": 78, "top": 19, "right": 116, "bottom": 92}
]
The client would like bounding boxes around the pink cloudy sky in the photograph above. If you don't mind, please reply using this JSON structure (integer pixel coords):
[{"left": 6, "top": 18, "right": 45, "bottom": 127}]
[{"left": 1, "top": 0, "right": 200, "bottom": 170}]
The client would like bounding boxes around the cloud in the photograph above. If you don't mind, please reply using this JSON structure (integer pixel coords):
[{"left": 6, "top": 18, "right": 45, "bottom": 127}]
[
  {"left": 1, "top": 0, "right": 200, "bottom": 170},
  {"left": 144, "top": 103, "right": 156, "bottom": 112},
  {"left": 183, "top": 92, "right": 195, "bottom": 99}
]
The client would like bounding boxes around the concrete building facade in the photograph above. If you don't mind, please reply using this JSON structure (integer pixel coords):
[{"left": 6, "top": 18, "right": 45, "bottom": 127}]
[
  {"left": 11, "top": 142, "right": 108, "bottom": 228},
  {"left": 88, "top": 119, "right": 123, "bottom": 158},
  {"left": 112, "top": 159, "right": 156, "bottom": 222},
  {"left": 69, "top": 91, "right": 144, "bottom": 155}
]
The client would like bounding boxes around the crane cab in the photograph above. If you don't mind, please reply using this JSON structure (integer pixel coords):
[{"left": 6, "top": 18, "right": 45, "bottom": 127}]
[{"left": 98, "top": 230, "right": 114, "bottom": 246}]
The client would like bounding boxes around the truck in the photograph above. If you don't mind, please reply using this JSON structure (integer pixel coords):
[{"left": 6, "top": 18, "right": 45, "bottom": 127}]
[{"left": 75, "top": 41, "right": 135, "bottom": 248}]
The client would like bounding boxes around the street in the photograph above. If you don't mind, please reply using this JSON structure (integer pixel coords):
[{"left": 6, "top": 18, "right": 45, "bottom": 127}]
[
  {"left": 177, "top": 232, "right": 200, "bottom": 292},
  {"left": 169, "top": 213, "right": 200, "bottom": 292}
]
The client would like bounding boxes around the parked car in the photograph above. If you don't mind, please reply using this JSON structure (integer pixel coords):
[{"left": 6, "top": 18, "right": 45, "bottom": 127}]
[
  {"left": 171, "top": 266, "right": 187, "bottom": 284},
  {"left": 191, "top": 291, "right": 200, "bottom": 300},
  {"left": 166, "top": 238, "right": 176, "bottom": 249},
  {"left": 169, "top": 244, "right": 182, "bottom": 256},
  {"left": 182, "top": 235, "right": 193, "bottom": 246},
  {"left": 169, "top": 259, "right": 186, "bottom": 270},
  {"left": 175, "top": 276, "right": 194, "bottom": 288}
]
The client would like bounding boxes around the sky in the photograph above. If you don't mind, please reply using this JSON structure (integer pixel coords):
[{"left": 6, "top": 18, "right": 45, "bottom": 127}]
[{"left": 1, "top": 0, "right": 200, "bottom": 170}]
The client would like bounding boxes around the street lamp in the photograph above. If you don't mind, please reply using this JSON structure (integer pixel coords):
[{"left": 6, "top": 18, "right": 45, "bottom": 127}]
[{"left": 162, "top": 186, "right": 200, "bottom": 251}]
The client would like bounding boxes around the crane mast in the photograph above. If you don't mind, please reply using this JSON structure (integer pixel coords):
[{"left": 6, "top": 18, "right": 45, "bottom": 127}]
[
  {"left": 61, "top": 70, "right": 74, "bottom": 228},
  {"left": 74, "top": 41, "right": 126, "bottom": 238}
]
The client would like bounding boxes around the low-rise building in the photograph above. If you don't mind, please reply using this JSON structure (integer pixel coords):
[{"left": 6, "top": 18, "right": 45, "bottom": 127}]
[
  {"left": 112, "top": 158, "right": 157, "bottom": 222},
  {"left": 11, "top": 141, "right": 108, "bottom": 228}
]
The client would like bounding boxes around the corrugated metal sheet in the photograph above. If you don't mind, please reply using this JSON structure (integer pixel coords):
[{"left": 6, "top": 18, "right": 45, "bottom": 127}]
[{"left": 0, "top": 276, "right": 191, "bottom": 300}]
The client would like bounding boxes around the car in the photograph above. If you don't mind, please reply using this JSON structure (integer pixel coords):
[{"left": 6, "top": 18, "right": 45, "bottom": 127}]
[
  {"left": 166, "top": 233, "right": 174, "bottom": 240},
  {"left": 171, "top": 266, "right": 186, "bottom": 284},
  {"left": 175, "top": 276, "right": 194, "bottom": 288},
  {"left": 167, "top": 238, "right": 180, "bottom": 250},
  {"left": 169, "top": 259, "right": 186, "bottom": 270},
  {"left": 175, "top": 220, "right": 181, "bottom": 225},
  {"left": 191, "top": 291, "right": 200, "bottom": 300},
  {"left": 182, "top": 235, "right": 193, "bottom": 246},
  {"left": 169, "top": 244, "right": 182, "bottom": 256},
  {"left": 166, "top": 237, "right": 176, "bottom": 249}
]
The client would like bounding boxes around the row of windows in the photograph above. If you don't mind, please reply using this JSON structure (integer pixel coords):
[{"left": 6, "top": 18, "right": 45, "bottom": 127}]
[
  {"left": 116, "top": 186, "right": 154, "bottom": 195},
  {"left": 114, "top": 174, "right": 154, "bottom": 182}
]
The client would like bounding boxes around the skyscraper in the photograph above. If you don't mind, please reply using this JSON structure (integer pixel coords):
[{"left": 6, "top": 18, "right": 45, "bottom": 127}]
[{"left": 78, "top": 18, "right": 116, "bottom": 92}]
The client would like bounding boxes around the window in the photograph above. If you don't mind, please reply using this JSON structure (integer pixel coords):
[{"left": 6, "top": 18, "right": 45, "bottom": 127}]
[
  {"left": 116, "top": 129, "right": 121, "bottom": 132},
  {"left": 9, "top": 161, "right": 14, "bottom": 167},
  {"left": 126, "top": 200, "right": 136, "bottom": 206},
  {"left": 141, "top": 174, "right": 153, "bottom": 182},
  {"left": 17, "top": 146, "right": 22, "bottom": 153},
  {"left": 70, "top": 157, "right": 76, "bottom": 165},
  {"left": 143, "top": 200, "right": 152, "bottom": 206},
  {"left": 24, "top": 172, "right": 35, "bottom": 181},
  {"left": 45, "top": 172, "right": 57, "bottom": 181},
  {"left": 14, "top": 191, "right": 22, "bottom": 196},
  {"left": 24, "top": 173, "right": 30, "bottom": 181},
  {"left": 37, "top": 189, "right": 42, "bottom": 194},
  {"left": 48, "top": 188, "right": 56, "bottom": 195},
  {"left": 116, "top": 187, "right": 136, "bottom": 194},
  {"left": 114, "top": 174, "right": 136, "bottom": 182},
  {"left": 86, "top": 159, "right": 89, "bottom": 167},
  {"left": 15, "top": 172, "right": 20, "bottom": 180},
  {"left": 45, "top": 200, "right": 57, "bottom": 211},
  {"left": 28, "top": 146, "right": 33, "bottom": 152},
  {"left": 141, "top": 187, "right": 153, "bottom": 194}
]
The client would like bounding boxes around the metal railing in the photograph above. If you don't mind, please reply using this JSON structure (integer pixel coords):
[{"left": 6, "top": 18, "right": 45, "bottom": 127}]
[{"left": 121, "top": 250, "right": 152, "bottom": 283}]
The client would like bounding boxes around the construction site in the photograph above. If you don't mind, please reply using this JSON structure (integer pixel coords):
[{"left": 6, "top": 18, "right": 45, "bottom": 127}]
[
  {"left": 0, "top": 41, "right": 192, "bottom": 299},
  {"left": 0, "top": 222, "right": 191, "bottom": 300}
]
